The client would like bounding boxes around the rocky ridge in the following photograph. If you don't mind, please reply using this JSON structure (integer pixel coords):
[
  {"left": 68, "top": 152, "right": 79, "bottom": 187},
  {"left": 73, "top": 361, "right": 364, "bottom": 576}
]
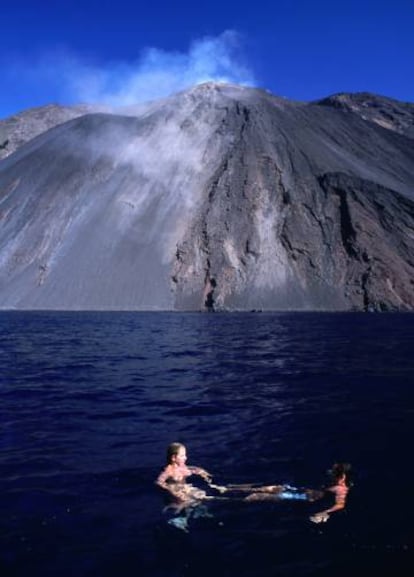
[{"left": 315, "top": 92, "right": 414, "bottom": 138}]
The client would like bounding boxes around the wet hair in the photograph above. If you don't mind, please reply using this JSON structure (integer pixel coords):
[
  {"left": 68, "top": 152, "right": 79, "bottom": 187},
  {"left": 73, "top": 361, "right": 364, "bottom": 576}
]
[
  {"left": 329, "top": 463, "right": 352, "bottom": 486},
  {"left": 166, "top": 442, "right": 186, "bottom": 464}
]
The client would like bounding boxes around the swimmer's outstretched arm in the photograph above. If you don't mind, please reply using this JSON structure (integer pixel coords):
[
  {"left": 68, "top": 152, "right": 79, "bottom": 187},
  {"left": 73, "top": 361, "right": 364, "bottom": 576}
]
[
  {"left": 309, "top": 503, "right": 344, "bottom": 523},
  {"left": 188, "top": 466, "right": 213, "bottom": 483}
]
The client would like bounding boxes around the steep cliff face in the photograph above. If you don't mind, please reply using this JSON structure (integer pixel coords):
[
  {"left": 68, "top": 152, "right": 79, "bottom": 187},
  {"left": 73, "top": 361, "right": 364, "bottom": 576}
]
[
  {"left": 0, "top": 82, "right": 413, "bottom": 310},
  {"left": 172, "top": 85, "right": 414, "bottom": 311}
]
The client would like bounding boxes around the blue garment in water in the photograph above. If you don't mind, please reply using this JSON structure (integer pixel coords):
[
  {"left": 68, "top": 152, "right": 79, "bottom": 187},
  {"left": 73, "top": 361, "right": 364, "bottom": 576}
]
[
  {"left": 279, "top": 491, "right": 307, "bottom": 500},
  {"left": 278, "top": 485, "right": 308, "bottom": 500}
]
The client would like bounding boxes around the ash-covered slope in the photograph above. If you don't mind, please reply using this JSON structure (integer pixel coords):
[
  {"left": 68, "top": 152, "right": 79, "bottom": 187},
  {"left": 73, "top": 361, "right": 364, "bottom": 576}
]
[{"left": 0, "top": 82, "right": 413, "bottom": 310}]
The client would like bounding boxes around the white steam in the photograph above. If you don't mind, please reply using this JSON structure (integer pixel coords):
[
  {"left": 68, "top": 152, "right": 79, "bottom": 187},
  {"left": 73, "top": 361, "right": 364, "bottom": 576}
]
[
  {"left": 1, "top": 30, "right": 255, "bottom": 117},
  {"left": 54, "top": 31, "right": 254, "bottom": 108},
  {"left": 72, "top": 31, "right": 254, "bottom": 106}
]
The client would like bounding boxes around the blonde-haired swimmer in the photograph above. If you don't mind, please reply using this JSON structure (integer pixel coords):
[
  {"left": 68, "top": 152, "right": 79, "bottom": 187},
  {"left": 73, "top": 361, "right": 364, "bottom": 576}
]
[{"left": 156, "top": 442, "right": 218, "bottom": 508}]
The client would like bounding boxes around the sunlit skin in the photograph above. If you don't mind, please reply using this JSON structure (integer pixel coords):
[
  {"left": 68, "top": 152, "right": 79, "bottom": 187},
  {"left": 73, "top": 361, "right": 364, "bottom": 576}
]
[{"left": 156, "top": 443, "right": 213, "bottom": 505}]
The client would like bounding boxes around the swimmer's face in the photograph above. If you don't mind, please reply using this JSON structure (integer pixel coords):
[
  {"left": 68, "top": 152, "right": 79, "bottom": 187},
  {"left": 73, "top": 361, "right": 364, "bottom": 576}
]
[{"left": 173, "top": 447, "right": 187, "bottom": 466}]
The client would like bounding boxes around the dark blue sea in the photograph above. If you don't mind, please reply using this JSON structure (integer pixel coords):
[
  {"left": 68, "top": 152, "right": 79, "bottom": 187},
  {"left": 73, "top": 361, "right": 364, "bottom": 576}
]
[{"left": 1, "top": 311, "right": 413, "bottom": 577}]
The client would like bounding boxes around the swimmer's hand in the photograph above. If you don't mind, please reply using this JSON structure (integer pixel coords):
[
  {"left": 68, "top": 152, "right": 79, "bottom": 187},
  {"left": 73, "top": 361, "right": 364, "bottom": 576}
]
[
  {"left": 309, "top": 513, "right": 330, "bottom": 524},
  {"left": 208, "top": 483, "right": 228, "bottom": 494}
]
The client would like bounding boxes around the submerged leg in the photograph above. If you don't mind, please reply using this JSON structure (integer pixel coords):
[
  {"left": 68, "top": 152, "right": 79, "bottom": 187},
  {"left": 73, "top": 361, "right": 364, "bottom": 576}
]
[
  {"left": 220, "top": 483, "right": 284, "bottom": 493},
  {"left": 244, "top": 491, "right": 283, "bottom": 502},
  {"left": 245, "top": 487, "right": 323, "bottom": 503}
]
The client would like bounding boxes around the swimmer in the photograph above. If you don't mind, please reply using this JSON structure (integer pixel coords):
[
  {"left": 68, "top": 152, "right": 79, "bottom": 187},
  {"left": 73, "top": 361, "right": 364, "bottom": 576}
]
[
  {"left": 309, "top": 462, "right": 351, "bottom": 523},
  {"left": 156, "top": 442, "right": 214, "bottom": 507}
]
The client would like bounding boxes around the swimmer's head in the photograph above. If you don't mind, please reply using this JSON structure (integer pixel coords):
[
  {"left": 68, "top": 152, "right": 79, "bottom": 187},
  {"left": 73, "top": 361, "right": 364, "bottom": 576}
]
[
  {"left": 166, "top": 442, "right": 187, "bottom": 465},
  {"left": 329, "top": 463, "right": 352, "bottom": 485}
]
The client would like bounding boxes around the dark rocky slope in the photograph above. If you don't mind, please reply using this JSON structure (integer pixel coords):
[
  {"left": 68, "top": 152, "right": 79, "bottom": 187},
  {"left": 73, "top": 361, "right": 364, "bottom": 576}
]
[{"left": 0, "top": 82, "right": 413, "bottom": 310}]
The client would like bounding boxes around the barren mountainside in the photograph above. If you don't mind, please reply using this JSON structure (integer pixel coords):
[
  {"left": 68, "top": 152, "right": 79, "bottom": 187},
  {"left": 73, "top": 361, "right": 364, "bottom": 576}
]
[
  {"left": 0, "top": 82, "right": 413, "bottom": 310},
  {"left": 0, "top": 103, "right": 101, "bottom": 161}
]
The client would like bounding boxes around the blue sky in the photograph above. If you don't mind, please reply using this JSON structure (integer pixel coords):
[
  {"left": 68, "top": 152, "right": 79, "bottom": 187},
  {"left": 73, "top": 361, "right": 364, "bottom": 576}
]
[{"left": 1, "top": 0, "right": 413, "bottom": 118}]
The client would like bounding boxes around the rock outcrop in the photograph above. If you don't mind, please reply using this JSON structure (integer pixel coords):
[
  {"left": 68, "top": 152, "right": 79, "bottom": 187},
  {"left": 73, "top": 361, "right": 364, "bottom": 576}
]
[{"left": 0, "top": 82, "right": 413, "bottom": 310}]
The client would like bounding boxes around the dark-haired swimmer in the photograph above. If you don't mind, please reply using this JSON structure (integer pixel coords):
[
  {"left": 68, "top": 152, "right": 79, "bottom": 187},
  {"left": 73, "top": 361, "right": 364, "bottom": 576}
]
[
  {"left": 214, "top": 463, "right": 351, "bottom": 510},
  {"left": 309, "top": 463, "right": 351, "bottom": 523}
]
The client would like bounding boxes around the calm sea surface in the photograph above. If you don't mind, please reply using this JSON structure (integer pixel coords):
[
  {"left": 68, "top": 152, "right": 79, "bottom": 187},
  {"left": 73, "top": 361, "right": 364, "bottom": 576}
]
[{"left": 0, "top": 311, "right": 413, "bottom": 577}]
